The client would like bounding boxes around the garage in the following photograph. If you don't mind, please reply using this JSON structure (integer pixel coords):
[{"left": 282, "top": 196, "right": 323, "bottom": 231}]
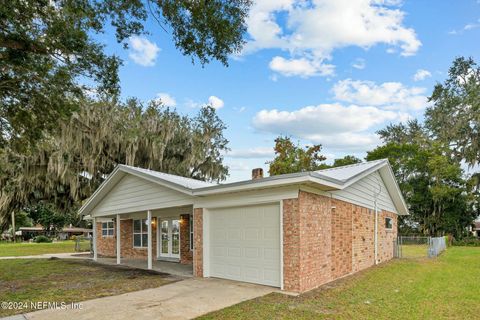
[{"left": 208, "top": 203, "right": 281, "bottom": 287}]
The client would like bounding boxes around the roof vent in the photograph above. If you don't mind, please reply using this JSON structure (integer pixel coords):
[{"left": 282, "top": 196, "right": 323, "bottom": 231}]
[{"left": 252, "top": 168, "right": 264, "bottom": 180}]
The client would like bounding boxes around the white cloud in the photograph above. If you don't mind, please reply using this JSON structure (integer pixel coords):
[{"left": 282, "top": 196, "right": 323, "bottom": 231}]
[
  {"left": 332, "top": 79, "right": 428, "bottom": 111},
  {"left": 253, "top": 103, "right": 410, "bottom": 150},
  {"left": 413, "top": 69, "right": 432, "bottom": 81},
  {"left": 227, "top": 147, "right": 274, "bottom": 159},
  {"left": 449, "top": 19, "right": 480, "bottom": 35},
  {"left": 155, "top": 93, "right": 176, "bottom": 107},
  {"left": 269, "top": 56, "right": 335, "bottom": 78},
  {"left": 245, "top": 0, "right": 421, "bottom": 78},
  {"left": 207, "top": 96, "right": 224, "bottom": 109},
  {"left": 185, "top": 96, "right": 225, "bottom": 109},
  {"left": 128, "top": 36, "right": 160, "bottom": 66},
  {"left": 352, "top": 58, "right": 366, "bottom": 70}
]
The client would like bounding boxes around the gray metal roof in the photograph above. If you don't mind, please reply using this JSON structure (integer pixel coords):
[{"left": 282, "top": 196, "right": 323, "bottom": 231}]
[
  {"left": 79, "top": 158, "right": 409, "bottom": 216},
  {"left": 313, "top": 159, "right": 387, "bottom": 182},
  {"left": 120, "top": 165, "right": 217, "bottom": 189}
]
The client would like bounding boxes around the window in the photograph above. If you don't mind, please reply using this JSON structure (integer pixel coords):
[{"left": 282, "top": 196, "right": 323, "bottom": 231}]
[
  {"left": 189, "top": 214, "right": 194, "bottom": 250},
  {"left": 133, "top": 219, "right": 148, "bottom": 248},
  {"left": 385, "top": 217, "right": 393, "bottom": 230},
  {"left": 101, "top": 221, "right": 114, "bottom": 237}
]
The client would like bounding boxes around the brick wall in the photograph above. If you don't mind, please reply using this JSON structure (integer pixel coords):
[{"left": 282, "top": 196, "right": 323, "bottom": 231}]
[
  {"left": 352, "top": 206, "right": 375, "bottom": 272},
  {"left": 193, "top": 208, "right": 203, "bottom": 277},
  {"left": 378, "top": 210, "right": 397, "bottom": 263},
  {"left": 331, "top": 199, "right": 353, "bottom": 279},
  {"left": 180, "top": 214, "right": 193, "bottom": 264},
  {"left": 95, "top": 222, "right": 115, "bottom": 256},
  {"left": 96, "top": 218, "right": 161, "bottom": 259},
  {"left": 298, "top": 191, "right": 332, "bottom": 292},
  {"left": 283, "top": 190, "right": 398, "bottom": 292},
  {"left": 282, "top": 198, "right": 301, "bottom": 291}
]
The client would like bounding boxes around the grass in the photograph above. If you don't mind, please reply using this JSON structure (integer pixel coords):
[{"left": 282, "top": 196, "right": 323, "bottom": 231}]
[
  {"left": 200, "top": 247, "right": 480, "bottom": 320},
  {"left": 400, "top": 244, "right": 428, "bottom": 258},
  {"left": 0, "top": 241, "right": 85, "bottom": 257},
  {"left": 0, "top": 258, "right": 175, "bottom": 317}
]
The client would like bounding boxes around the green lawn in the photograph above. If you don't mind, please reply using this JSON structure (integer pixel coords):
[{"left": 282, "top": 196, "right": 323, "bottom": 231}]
[
  {"left": 400, "top": 244, "right": 429, "bottom": 258},
  {"left": 200, "top": 247, "right": 480, "bottom": 320},
  {"left": 0, "top": 259, "right": 174, "bottom": 317},
  {"left": 0, "top": 241, "right": 86, "bottom": 257}
]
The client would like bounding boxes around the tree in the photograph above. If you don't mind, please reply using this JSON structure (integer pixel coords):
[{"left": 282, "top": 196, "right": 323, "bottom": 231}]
[
  {"left": 332, "top": 155, "right": 362, "bottom": 167},
  {"left": 267, "top": 136, "right": 327, "bottom": 176},
  {"left": 29, "top": 204, "right": 66, "bottom": 237},
  {"left": 0, "top": 0, "right": 252, "bottom": 147},
  {"left": 0, "top": 99, "right": 229, "bottom": 228},
  {"left": 425, "top": 57, "right": 480, "bottom": 166},
  {"left": 367, "top": 122, "right": 477, "bottom": 237}
]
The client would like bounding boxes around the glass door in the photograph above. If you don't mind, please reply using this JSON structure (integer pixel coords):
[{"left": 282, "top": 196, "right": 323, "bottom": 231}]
[{"left": 159, "top": 218, "right": 180, "bottom": 259}]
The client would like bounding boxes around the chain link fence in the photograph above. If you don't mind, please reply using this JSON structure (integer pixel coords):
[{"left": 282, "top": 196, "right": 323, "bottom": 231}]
[
  {"left": 394, "top": 236, "right": 446, "bottom": 258},
  {"left": 428, "top": 236, "right": 447, "bottom": 257},
  {"left": 74, "top": 236, "right": 93, "bottom": 253}
]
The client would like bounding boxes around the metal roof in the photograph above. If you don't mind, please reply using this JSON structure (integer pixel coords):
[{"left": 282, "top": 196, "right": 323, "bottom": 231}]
[
  {"left": 120, "top": 165, "right": 216, "bottom": 189},
  {"left": 79, "top": 159, "right": 409, "bottom": 216},
  {"left": 314, "top": 159, "right": 386, "bottom": 182}
]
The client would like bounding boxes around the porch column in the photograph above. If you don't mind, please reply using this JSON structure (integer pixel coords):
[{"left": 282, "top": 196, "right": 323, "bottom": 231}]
[
  {"left": 147, "top": 210, "right": 152, "bottom": 270},
  {"left": 92, "top": 217, "right": 97, "bottom": 261},
  {"left": 116, "top": 214, "right": 121, "bottom": 265}
]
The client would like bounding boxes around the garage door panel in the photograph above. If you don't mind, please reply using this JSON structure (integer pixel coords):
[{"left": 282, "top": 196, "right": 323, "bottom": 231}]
[{"left": 209, "top": 203, "right": 281, "bottom": 287}]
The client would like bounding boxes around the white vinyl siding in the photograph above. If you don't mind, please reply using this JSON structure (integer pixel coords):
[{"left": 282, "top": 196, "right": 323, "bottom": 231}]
[
  {"left": 92, "top": 174, "right": 193, "bottom": 216},
  {"left": 208, "top": 203, "right": 281, "bottom": 287},
  {"left": 331, "top": 171, "right": 397, "bottom": 213}
]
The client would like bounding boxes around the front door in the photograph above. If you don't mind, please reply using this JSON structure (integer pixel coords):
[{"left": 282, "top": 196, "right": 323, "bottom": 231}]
[{"left": 159, "top": 218, "right": 180, "bottom": 259}]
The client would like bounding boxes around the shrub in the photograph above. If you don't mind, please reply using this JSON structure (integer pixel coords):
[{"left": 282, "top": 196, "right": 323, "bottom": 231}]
[
  {"left": 452, "top": 237, "right": 480, "bottom": 247},
  {"left": 34, "top": 235, "right": 52, "bottom": 243}
]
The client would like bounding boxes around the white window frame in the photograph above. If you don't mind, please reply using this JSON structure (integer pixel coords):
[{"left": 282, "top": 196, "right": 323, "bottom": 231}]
[
  {"left": 101, "top": 221, "right": 114, "bottom": 237},
  {"left": 189, "top": 214, "right": 194, "bottom": 251},
  {"left": 133, "top": 219, "right": 148, "bottom": 248},
  {"left": 385, "top": 217, "right": 393, "bottom": 230}
]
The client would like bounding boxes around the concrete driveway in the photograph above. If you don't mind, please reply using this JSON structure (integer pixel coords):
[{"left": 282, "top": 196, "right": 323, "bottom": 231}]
[{"left": 20, "top": 278, "right": 275, "bottom": 320}]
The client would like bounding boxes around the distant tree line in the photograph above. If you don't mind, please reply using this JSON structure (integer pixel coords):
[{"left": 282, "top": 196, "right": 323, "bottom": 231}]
[{"left": 268, "top": 57, "right": 480, "bottom": 239}]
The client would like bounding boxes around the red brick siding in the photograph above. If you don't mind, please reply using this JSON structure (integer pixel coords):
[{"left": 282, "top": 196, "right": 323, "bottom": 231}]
[
  {"left": 97, "top": 217, "right": 196, "bottom": 260},
  {"left": 352, "top": 206, "right": 375, "bottom": 272},
  {"left": 180, "top": 214, "right": 193, "bottom": 264},
  {"left": 331, "top": 199, "right": 353, "bottom": 279},
  {"left": 283, "top": 190, "right": 398, "bottom": 292},
  {"left": 282, "top": 198, "right": 301, "bottom": 291},
  {"left": 378, "top": 210, "right": 397, "bottom": 263},
  {"left": 193, "top": 208, "right": 203, "bottom": 277},
  {"left": 298, "top": 191, "right": 332, "bottom": 292},
  {"left": 95, "top": 222, "right": 115, "bottom": 256}
]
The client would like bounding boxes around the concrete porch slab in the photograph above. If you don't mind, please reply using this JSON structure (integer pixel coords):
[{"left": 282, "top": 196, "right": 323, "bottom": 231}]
[{"left": 95, "top": 257, "right": 193, "bottom": 277}]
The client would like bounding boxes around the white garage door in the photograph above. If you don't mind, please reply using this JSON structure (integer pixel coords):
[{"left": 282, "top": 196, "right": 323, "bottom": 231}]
[{"left": 208, "top": 203, "right": 281, "bottom": 287}]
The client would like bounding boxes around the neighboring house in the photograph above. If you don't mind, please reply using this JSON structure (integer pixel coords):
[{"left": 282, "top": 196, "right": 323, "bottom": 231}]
[
  {"left": 469, "top": 221, "right": 480, "bottom": 238},
  {"left": 18, "top": 225, "right": 92, "bottom": 240},
  {"left": 79, "top": 159, "right": 408, "bottom": 293}
]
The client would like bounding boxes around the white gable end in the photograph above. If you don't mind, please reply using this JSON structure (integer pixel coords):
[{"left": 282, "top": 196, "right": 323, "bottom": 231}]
[
  {"left": 91, "top": 174, "right": 194, "bottom": 216},
  {"left": 331, "top": 171, "right": 397, "bottom": 213}
]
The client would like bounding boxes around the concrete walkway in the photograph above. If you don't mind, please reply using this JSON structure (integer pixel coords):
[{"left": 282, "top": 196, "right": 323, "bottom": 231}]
[
  {"left": 0, "top": 252, "right": 90, "bottom": 260},
  {"left": 16, "top": 278, "right": 274, "bottom": 320}
]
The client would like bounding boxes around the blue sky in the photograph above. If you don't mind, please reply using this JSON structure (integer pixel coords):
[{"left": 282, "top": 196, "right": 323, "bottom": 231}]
[{"left": 100, "top": 0, "right": 479, "bottom": 182}]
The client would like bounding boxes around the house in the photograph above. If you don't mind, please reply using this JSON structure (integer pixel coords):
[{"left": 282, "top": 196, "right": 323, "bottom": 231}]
[
  {"left": 79, "top": 159, "right": 408, "bottom": 293},
  {"left": 469, "top": 221, "right": 480, "bottom": 238},
  {"left": 18, "top": 225, "right": 92, "bottom": 241}
]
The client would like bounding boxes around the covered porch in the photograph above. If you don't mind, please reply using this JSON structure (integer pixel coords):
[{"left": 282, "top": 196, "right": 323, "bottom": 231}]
[{"left": 91, "top": 205, "right": 194, "bottom": 275}]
